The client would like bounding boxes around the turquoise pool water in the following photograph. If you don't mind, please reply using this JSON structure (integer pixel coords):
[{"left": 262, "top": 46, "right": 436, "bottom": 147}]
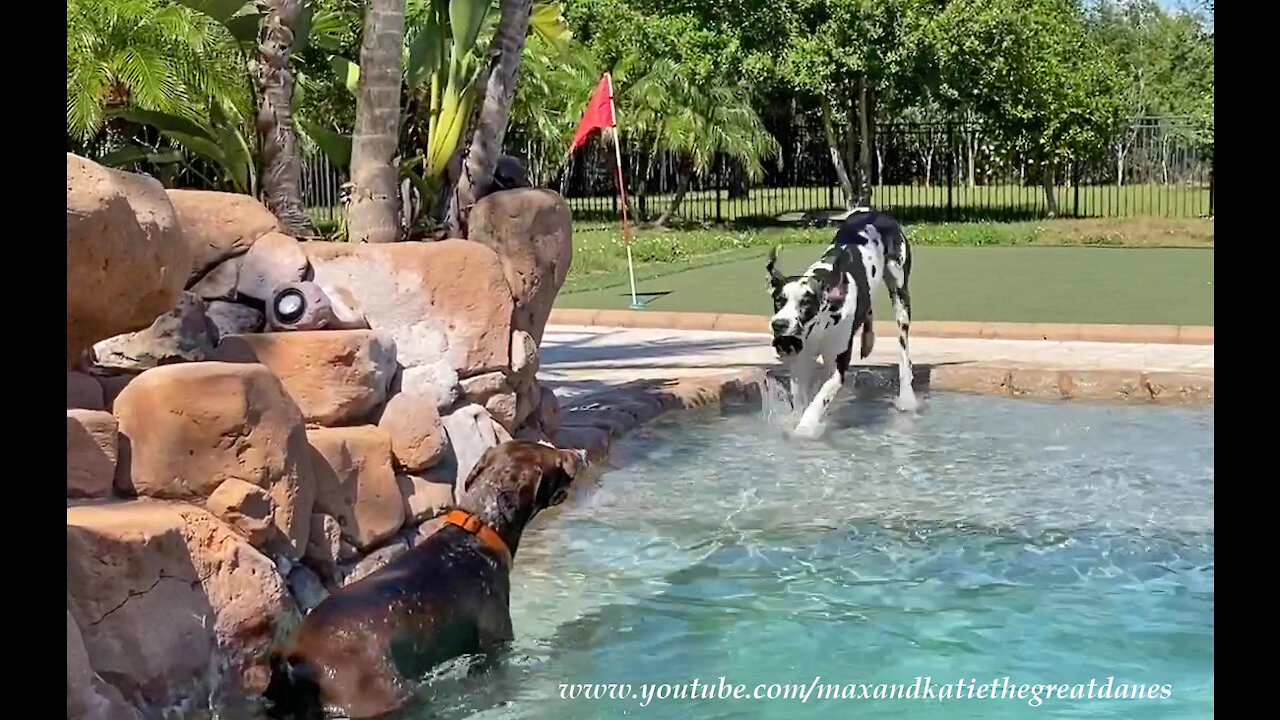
[{"left": 415, "top": 393, "right": 1214, "bottom": 719}]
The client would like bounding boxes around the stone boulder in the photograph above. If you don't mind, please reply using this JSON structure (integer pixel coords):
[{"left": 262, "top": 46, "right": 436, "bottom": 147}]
[
  {"left": 509, "top": 329, "right": 539, "bottom": 388},
  {"left": 68, "top": 371, "right": 105, "bottom": 410},
  {"left": 68, "top": 609, "right": 138, "bottom": 720},
  {"left": 536, "top": 385, "right": 561, "bottom": 437},
  {"left": 377, "top": 392, "right": 448, "bottom": 472},
  {"left": 207, "top": 479, "right": 276, "bottom": 548},
  {"left": 67, "top": 410, "right": 118, "bottom": 498},
  {"left": 189, "top": 256, "right": 241, "bottom": 300},
  {"left": 303, "top": 513, "right": 342, "bottom": 581},
  {"left": 66, "top": 501, "right": 296, "bottom": 709},
  {"left": 466, "top": 189, "right": 572, "bottom": 343},
  {"left": 307, "top": 426, "right": 406, "bottom": 550},
  {"left": 67, "top": 154, "right": 190, "bottom": 366},
  {"left": 440, "top": 403, "right": 511, "bottom": 487},
  {"left": 213, "top": 331, "right": 396, "bottom": 426},
  {"left": 396, "top": 470, "right": 454, "bottom": 523},
  {"left": 339, "top": 539, "right": 408, "bottom": 587},
  {"left": 459, "top": 371, "right": 520, "bottom": 432},
  {"left": 92, "top": 291, "right": 220, "bottom": 371},
  {"left": 237, "top": 231, "right": 310, "bottom": 302},
  {"left": 304, "top": 240, "right": 513, "bottom": 383},
  {"left": 206, "top": 300, "right": 265, "bottom": 337},
  {"left": 113, "top": 362, "right": 314, "bottom": 557},
  {"left": 167, "top": 189, "right": 281, "bottom": 286}
]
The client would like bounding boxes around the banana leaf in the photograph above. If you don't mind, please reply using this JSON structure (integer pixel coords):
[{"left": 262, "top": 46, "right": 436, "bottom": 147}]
[
  {"left": 329, "top": 56, "right": 361, "bottom": 96},
  {"left": 297, "top": 116, "right": 353, "bottom": 171}
]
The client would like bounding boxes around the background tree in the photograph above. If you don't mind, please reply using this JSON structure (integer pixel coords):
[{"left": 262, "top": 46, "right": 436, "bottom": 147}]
[
  {"left": 346, "top": 0, "right": 406, "bottom": 243},
  {"left": 254, "top": 0, "right": 315, "bottom": 235},
  {"left": 67, "top": 0, "right": 257, "bottom": 188},
  {"left": 447, "top": 0, "right": 534, "bottom": 235},
  {"left": 935, "top": 0, "right": 1126, "bottom": 215}
]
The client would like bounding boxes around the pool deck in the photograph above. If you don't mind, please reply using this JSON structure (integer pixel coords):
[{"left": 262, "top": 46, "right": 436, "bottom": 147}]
[{"left": 540, "top": 324, "right": 1214, "bottom": 461}]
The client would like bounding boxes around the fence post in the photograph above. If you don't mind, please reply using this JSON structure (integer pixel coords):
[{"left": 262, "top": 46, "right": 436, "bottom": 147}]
[
  {"left": 1208, "top": 166, "right": 1214, "bottom": 216},
  {"left": 716, "top": 155, "right": 723, "bottom": 224},
  {"left": 1073, "top": 161, "right": 1080, "bottom": 218},
  {"left": 946, "top": 120, "right": 954, "bottom": 221}
]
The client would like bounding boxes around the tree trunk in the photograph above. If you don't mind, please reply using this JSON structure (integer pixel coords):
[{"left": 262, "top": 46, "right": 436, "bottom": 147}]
[
  {"left": 656, "top": 163, "right": 692, "bottom": 226},
  {"left": 446, "top": 0, "right": 533, "bottom": 236},
  {"left": 254, "top": 0, "right": 314, "bottom": 237},
  {"left": 1116, "top": 147, "right": 1125, "bottom": 187},
  {"left": 1041, "top": 161, "right": 1059, "bottom": 216},
  {"left": 821, "top": 101, "right": 856, "bottom": 209},
  {"left": 923, "top": 152, "right": 932, "bottom": 187},
  {"left": 856, "top": 80, "right": 873, "bottom": 206},
  {"left": 348, "top": 0, "right": 405, "bottom": 243}
]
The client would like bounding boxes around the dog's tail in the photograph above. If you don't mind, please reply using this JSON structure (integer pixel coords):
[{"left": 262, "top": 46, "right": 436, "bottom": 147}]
[{"left": 262, "top": 651, "right": 324, "bottom": 720}]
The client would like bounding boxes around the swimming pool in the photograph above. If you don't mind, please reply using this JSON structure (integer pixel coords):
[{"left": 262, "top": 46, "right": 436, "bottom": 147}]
[{"left": 408, "top": 392, "right": 1214, "bottom": 719}]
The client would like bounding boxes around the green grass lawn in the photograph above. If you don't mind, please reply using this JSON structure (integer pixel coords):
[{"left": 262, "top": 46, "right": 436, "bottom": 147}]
[{"left": 558, "top": 244, "right": 1215, "bottom": 326}]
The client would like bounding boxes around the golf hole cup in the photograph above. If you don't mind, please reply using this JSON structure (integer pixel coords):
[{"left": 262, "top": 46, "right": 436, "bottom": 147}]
[{"left": 268, "top": 281, "right": 336, "bottom": 331}]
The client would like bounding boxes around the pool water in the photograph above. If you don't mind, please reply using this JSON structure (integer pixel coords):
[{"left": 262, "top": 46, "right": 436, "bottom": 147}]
[{"left": 412, "top": 393, "right": 1214, "bottom": 719}]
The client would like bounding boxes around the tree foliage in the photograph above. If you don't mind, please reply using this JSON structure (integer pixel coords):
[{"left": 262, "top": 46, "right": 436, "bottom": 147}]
[{"left": 66, "top": 0, "right": 253, "bottom": 143}]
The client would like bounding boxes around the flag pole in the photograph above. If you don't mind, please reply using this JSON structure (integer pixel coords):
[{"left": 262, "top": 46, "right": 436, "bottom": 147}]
[{"left": 605, "top": 73, "right": 640, "bottom": 310}]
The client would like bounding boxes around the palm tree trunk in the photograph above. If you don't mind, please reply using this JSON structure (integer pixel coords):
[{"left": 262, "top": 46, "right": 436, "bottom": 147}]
[
  {"left": 821, "top": 101, "right": 856, "bottom": 209},
  {"left": 446, "top": 0, "right": 532, "bottom": 236},
  {"left": 655, "top": 163, "right": 692, "bottom": 226},
  {"left": 348, "top": 0, "right": 405, "bottom": 244},
  {"left": 254, "top": 0, "right": 314, "bottom": 237}
]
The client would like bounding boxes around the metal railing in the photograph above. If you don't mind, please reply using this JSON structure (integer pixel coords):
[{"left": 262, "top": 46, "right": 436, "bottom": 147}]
[{"left": 295, "top": 116, "right": 1213, "bottom": 226}]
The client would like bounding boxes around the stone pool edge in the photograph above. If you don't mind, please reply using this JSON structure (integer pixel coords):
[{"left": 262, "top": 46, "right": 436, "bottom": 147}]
[
  {"left": 548, "top": 309, "right": 1215, "bottom": 345},
  {"left": 549, "top": 365, "right": 1213, "bottom": 462}
]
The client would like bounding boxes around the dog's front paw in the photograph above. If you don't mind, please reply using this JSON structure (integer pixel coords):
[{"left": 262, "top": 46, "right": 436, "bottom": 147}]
[
  {"left": 893, "top": 391, "right": 920, "bottom": 413},
  {"left": 791, "top": 421, "right": 826, "bottom": 440}
]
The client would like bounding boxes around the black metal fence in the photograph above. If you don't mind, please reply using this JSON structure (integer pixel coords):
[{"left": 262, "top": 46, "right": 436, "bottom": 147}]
[{"left": 298, "top": 116, "right": 1213, "bottom": 226}]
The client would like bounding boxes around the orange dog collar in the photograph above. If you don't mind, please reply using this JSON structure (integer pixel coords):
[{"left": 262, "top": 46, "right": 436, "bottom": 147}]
[{"left": 441, "top": 510, "right": 512, "bottom": 565}]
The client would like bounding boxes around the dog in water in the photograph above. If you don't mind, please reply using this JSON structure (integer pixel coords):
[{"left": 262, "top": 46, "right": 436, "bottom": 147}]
[
  {"left": 263, "top": 441, "right": 587, "bottom": 719},
  {"left": 766, "top": 209, "right": 918, "bottom": 437}
]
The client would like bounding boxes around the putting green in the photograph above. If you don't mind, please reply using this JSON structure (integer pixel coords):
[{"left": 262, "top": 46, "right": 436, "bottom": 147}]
[{"left": 557, "top": 245, "right": 1214, "bottom": 326}]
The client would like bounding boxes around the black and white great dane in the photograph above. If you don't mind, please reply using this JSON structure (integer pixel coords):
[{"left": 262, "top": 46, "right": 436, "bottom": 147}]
[{"left": 766, "top": 209, "right": 918, "bottom": 438}]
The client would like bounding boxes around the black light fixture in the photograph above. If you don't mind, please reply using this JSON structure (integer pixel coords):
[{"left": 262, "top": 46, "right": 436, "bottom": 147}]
[{"left": 273, "top": 287, "right": 307, "bottom": 325}]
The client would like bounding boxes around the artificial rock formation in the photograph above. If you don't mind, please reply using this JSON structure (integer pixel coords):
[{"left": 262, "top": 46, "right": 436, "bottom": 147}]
[
  {"left": 167, "top": 189, "right": 282, "bottom": 285},
  {"left": 112, "top": 362, "right": 315, "bottom": 557},
  {"left": 67, "top": 171, "right": 581, "bottom": 717},
  {"left": 92, "top": 291, "right": 220, "bottom": 371},
  {"left": 213, "top": 330, "right": 396, "bottom": 426},
  {"left": 67, "top": 410, "right": 118, "bottom": 498},
  {"left": 305, "top": 240, "right": 514, "bottom": 382},
  {"left": 466, "top": 188, "right": 573, "bottom": 344},
  {"left": 67, "top": 154, "right": 191, "bottom": 366},
  {"left": 306, "top": 426, "right": 406, "bottom": 550},
  {"left": 66, "top": 501, "right": 296, "bottom": 709}
]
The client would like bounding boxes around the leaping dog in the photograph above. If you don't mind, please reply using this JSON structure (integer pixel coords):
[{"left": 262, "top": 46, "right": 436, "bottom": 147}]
[{"left": 766, "top": 209, "right": 918, "bottom": 437}]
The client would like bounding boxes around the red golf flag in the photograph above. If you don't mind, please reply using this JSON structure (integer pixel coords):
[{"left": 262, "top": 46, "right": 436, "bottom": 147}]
[{"left": 569, "top": 73, "right": 616, "bottom": 153}]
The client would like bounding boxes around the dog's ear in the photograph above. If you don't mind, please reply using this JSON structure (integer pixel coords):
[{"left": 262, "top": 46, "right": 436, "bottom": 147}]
[
  {"left": 460, "top": 447, "right": 499, "bottom": 495},
  {"left": 826, "top": 251, "right": 850, "bottom": 304},
  {"left": 765, "top": 246, "right": 786, "bottom": 288}
]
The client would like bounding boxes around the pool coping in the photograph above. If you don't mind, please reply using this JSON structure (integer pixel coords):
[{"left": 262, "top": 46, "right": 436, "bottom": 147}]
[
  {"left": 548, "top": 309, "right": 1215, "bottom": 345},
  {"left": 549, "top": 364, "right": 1213, "bottom": 463}
]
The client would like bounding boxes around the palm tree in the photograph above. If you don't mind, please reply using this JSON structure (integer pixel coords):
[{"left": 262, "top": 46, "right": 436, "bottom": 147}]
[
  {"left": 623, "top": 58, "right": 781, "bottom": 226},
  {"left": 347, "top": 0, "right": 407, "bottom": 243},
  {"left": 445, "top": 0, "right": 532, "bottom": 236},
  {"left": 67, "top": 0, "right": 252, "bottom": 145},
  {"left": 255, "top": 0, "right": 315, "bottom": 236}
]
